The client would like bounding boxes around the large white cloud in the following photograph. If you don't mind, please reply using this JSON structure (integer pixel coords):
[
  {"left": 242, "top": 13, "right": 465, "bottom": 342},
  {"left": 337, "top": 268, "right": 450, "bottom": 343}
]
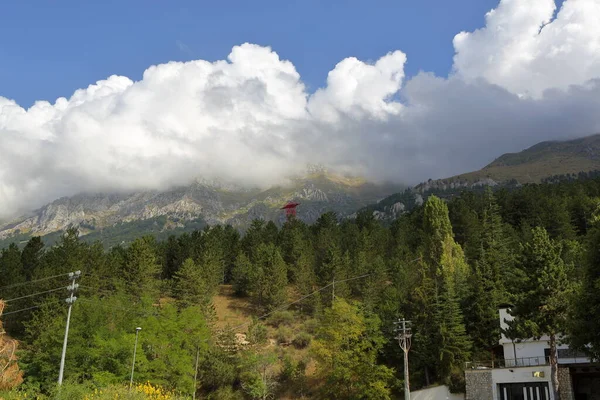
[
  {"left": 1, "top": 0, "right": 600, "bottom": 220},
  {"left": 453, "top": 0, "right": 600, "bottom": 97}
]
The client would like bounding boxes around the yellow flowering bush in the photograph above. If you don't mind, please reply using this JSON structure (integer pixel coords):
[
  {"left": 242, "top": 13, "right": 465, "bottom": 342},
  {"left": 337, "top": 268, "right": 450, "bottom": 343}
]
[
  {"left": 81, "top": 382, "right": 175, "bottom": 400},
  {"left": 1, "top": 381, "right": 181, "bottom": 400},
  {"left": 133, "top": 382, "right": 175, "bottom": 399}
]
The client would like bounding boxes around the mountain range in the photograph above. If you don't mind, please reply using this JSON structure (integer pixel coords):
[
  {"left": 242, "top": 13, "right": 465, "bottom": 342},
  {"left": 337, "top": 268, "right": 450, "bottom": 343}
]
[
  {"left": 0, "top": 167, "right": 402, "bottom": 247},
  {"left": 2, "top": 134, "right": 600, "bottom": 248}
]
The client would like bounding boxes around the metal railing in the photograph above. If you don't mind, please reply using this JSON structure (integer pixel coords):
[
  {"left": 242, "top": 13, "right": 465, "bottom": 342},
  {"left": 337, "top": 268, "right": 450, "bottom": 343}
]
[
  {"left": 466, "top": 353, "right": 591, "bottom": 370},
  {"left": 466, "top": 356, "right": 549, "bottom": 370}
]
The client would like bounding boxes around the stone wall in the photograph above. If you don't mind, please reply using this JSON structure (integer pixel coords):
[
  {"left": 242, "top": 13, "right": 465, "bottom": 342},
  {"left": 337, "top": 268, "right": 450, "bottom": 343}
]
[
  {"left": 558, "top": 367, "right": 574, "bottom": 400},
  {"left": 465, "top": 370, "right": 493, "bottom": 400}
]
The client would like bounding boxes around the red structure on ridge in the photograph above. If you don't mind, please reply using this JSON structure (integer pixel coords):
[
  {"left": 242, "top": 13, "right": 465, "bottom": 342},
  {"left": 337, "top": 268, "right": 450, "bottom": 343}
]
[{"left": 281, "top": 202, "right": 300, "bottom": 218}]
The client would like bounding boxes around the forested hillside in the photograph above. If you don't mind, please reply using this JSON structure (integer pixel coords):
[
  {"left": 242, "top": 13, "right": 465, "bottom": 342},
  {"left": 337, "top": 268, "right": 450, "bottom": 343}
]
[{"left": 0, "top": 178, "right": 599, "bottom": 399}]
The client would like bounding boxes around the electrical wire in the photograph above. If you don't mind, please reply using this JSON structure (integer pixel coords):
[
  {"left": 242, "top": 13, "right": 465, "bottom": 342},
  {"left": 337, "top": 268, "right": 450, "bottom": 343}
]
[
  {"left": 0, "top": 273, "right": 71, "bottom": 292},
  {"left": 3, "top": 287, "right": 66, "bottom": 303},
  {"left": 229, "top": 256, "right": 422, "bottom": 332},
  {"left": 0, "top": 256, "right": 423, "bottom": 337},
  {"left": 2, "top": 299, "right": 64, "bottom": 316}
]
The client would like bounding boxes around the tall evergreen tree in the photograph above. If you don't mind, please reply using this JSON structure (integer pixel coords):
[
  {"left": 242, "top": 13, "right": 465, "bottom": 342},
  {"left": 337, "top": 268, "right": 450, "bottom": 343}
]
[
  {"left": 570, "top": 212, "right": 600, "bottom": 361},
  {"left": 253, "top": 244, "right": 288, "bottom": 311},
  {"left": 20, "top": 237, "right": 44, "bottom": 281},
  {"left": 232, "top": 252, "right": 255, "bottom": 296},
  {"left": 508, "top": 227, "right": 574, "bottom": 400},
  {"left": 123, "top": 236, "right": 161, "bottom": 299},
  {"left": 174, "top": 258, "right": 211, "bottom": 311},
  {"left": 414, "top": 196, "right": 471, "bottom": 386},
  {"left": 435, "top": 271, "right": 472, "bottom": 390}
]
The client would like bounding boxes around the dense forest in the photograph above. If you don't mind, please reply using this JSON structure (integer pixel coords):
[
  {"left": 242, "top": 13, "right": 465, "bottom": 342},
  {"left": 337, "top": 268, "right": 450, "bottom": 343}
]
[{"left": 0, "top": 178, "right": 599, "bottom": 399}]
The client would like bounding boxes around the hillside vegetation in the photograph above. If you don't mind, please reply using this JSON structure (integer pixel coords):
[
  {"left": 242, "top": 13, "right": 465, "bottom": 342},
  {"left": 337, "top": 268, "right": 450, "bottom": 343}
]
[
  {"left": 0, "top": 177, "right": 599, "bottom": 398},
  {"left": 439, "top": 133, "right": 600, "bottom": 185}
]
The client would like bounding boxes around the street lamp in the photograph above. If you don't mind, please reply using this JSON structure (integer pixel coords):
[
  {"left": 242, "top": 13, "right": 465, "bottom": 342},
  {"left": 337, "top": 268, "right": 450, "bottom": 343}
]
[{"left": 129, "top": 327, "right": 142, "bottom": 389}]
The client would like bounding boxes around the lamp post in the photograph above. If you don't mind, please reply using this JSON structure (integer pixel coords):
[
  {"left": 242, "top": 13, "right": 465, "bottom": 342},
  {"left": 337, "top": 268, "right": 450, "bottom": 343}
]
[{"left": 129, "top": 327, "right": 142, "bottom": 389}]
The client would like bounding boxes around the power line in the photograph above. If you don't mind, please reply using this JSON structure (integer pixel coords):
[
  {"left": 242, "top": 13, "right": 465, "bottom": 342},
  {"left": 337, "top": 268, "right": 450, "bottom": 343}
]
[
  {"left": 3, "top": 305, "right": 44, "bottom": 316},
  {"left": 0, "top": 273, "right": 71, "bottom": 292},
  {"left": 229, "top": 256, "right": 422, "bottom": 332},
  {"left": 78, "top": 285, "right": 120, "bottom": 296},
  {"left": 1, "top": 256, "right": 423, "bottom": 338},
  {"left": 2, "top": 299, "right": 64, "bottom": 316},
  {"left": 4, "top": 287, "right": 66, "bottom": 303},
  {"left": 75, "top": 298, "right": 154, "bottom": 317}
]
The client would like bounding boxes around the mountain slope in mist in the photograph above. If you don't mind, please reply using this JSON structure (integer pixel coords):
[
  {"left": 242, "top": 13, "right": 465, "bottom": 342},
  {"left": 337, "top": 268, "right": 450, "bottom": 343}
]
[{"left": 0, "top": 169, "right": 402, "bottom": 246}]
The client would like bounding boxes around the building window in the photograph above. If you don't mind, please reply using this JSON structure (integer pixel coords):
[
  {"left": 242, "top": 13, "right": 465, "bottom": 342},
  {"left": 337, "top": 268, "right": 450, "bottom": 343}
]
[
  {"left": 557, "top": 348, "right": 587, "bottom": 359},
  {"left": 498, "top": 382, "right": 550, "bottom": 400}
]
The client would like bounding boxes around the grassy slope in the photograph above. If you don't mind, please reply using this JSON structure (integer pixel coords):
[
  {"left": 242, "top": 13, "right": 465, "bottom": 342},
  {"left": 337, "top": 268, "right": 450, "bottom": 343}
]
[
  {"left": 212, "top": 285, "right": 317, "bottom": 399},
  {"left": 449, "top": 133, "right": 600, "bottom": 184}
]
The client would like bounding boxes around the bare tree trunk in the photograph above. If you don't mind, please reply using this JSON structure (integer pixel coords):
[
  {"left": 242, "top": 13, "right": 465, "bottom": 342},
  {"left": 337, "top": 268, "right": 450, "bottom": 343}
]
[{"left": 550, "top": 334, "right": 560, "bottom": 400}]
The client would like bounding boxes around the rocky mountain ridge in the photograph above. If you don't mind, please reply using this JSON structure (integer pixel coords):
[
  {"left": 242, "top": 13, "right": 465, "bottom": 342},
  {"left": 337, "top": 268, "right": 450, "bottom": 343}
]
[
  {"left": 0, "top": 172, "right": 402, "bottom": 242},
  {"left": 364, "top": 133, "right": 600, "bottom": 221}
]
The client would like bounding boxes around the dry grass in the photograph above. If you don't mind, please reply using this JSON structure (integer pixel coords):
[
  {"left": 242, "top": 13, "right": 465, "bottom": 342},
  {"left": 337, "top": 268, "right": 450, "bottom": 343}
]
[{"left": 212, "top": 285, "right": 254, "bottom": 329}]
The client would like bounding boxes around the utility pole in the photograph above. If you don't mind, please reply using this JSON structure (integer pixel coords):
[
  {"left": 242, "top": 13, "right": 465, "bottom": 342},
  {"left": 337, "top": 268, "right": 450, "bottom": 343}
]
[
  {"left": 130, "top": 327, "right": 142, "bottom": 389},
  {"left": 193, "top": 344, "right": 200, "bottom": 400},
  {"left": 58, "top": 270, "right": 81, "bottom": 385},
  {"left": 394, "top": 318, "right": 412, "bottom": 400},
  {"left": 332, "top": 277, "right": 335, "bottom": 304}
]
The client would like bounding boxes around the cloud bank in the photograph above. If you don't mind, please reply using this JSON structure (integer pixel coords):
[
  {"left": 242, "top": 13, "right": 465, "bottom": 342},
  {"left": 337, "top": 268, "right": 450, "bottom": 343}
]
[{"left": 2, "top": 0, "right": 600, "bottom": 219}]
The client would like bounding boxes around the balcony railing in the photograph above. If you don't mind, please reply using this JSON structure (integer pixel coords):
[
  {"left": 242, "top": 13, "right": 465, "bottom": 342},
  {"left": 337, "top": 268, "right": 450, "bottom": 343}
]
[
  {"left": 466, "top": 356, "right": 549, "bottom": 370},
  {"left": 466, "top": 353, "right": 590, "bottom": 370}
]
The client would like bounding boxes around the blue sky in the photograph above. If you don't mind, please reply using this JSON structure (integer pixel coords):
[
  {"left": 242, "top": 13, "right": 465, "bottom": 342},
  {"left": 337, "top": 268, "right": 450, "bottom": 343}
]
[{"left": 0, "top": 0, "right": 507, "bottom": 107}]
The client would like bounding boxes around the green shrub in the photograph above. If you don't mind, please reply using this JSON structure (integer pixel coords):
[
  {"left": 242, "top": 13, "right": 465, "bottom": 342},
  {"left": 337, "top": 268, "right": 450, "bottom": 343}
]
[
  {"left": 207, "top": 386, "right": 244, "bottom": 400},
  {"left": 303, "top": 318, "right": 319, "bottom": 334},
  {"left": 267, "top": 310, "right": 294, "bottom": 327},
  {"left": 276, "top": 326, "right": 293, "bottom": 344},
  {"left": 292, "top": 331, "right": 312, "bottom": 349},
  {"left": 247, "top": 319, "right": 268, "bottom": 345}
]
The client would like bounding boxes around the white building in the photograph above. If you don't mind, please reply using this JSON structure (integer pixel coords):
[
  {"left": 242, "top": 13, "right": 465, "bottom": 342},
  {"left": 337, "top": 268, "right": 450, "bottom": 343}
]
[
  {"left": 498, "top": 307, "right": 589, "bottom": 368},
  {"left": 465, "top": 306, "right": 600, "bottom": 400}
]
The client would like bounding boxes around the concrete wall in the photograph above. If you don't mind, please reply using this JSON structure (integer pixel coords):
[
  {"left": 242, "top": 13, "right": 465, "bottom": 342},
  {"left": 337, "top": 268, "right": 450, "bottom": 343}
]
[
  {"left": 411, "top": 385, "right": 464, "bottom": 400},
  {"left": 465, "top": 370, "right": 493, "bottom": 400}
]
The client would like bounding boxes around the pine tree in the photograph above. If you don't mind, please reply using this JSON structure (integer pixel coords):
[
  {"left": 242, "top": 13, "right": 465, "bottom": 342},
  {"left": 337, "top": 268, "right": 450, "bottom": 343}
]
[
  {"left": 124, "top": 236, "right": 161, "bottom": 299},
  {"left": 232, "top": 252, "right": 258, "bottom": 297},
  {"left": 361, "top": 255, "right": 388, "bottom": 311},
  {"left": 294, "top": 252, "right": 318, "bottom": 314},
  {"left": 407, "top": 257, "right": 438, "bottom": 387},
  {"left": 570, "top": 219, "right": 600, "bottom": 360},
  {"left": 435, "top": 272, "right": 472, "bottom": 389},
  {"left": 508, "top": 227, "right": 574, "bottom": 400},
  {"left": 253, "top": 244, "right": 288, "bottom": 311},
  {"left": 423, "top": 195, "right": 454, "bottom": 267},
  {"left": 174, "top": 258, "right": 211, "bottom": 310},
  {"left": 20, "top": 236, "right": 44, "bottom": 281},
  {"left": 416, "top": 196, "right": 472, "bottom": 386},
  {"left": 242, "top": 220, "right": 267, "bottom": 262}
]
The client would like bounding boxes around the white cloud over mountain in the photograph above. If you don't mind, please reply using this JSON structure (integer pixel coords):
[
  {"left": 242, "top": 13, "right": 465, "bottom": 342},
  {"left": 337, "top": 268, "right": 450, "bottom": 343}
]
[{"left": 1, "top": 0, "right": 600, "bottom": 219}]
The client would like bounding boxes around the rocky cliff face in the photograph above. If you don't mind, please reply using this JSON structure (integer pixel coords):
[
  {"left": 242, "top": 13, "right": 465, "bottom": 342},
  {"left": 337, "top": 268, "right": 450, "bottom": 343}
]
[{"left": 0, "top": 173, "right": 403, "bottom": 240}]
